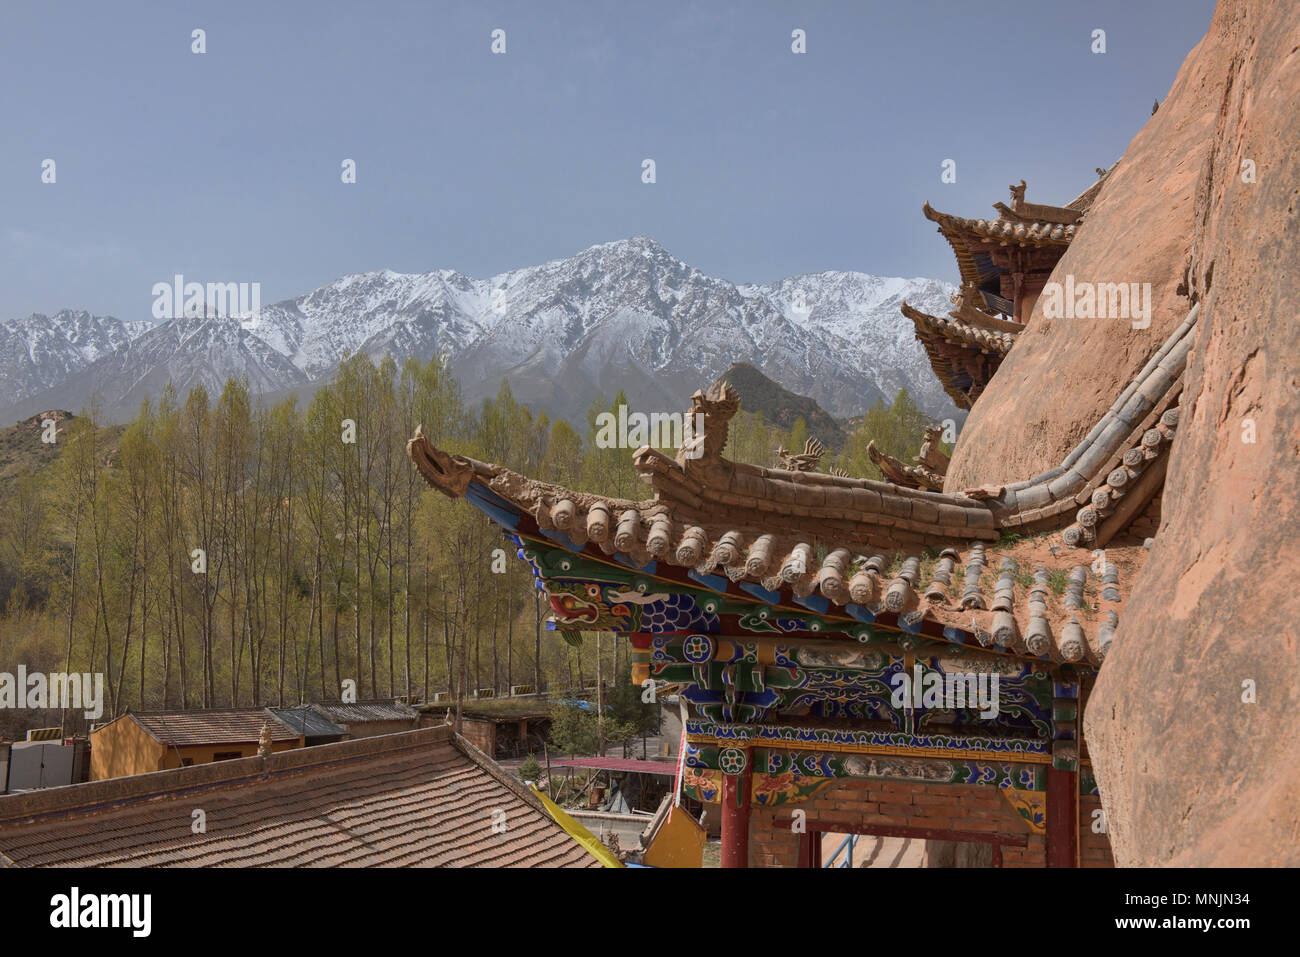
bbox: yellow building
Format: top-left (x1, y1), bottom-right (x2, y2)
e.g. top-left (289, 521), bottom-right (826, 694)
top-left (90, 709), bottom-right (303, 781)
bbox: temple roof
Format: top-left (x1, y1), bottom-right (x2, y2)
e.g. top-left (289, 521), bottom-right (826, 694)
top-left (915, 177), bottom-right (1106, 405)
top-left (903, 301), bottom-right (1017, 354)
top-left (923, 202), bottom-right (1078, 247)
top-left (407, 307), bottom-right (1196, 669)
top-left (408, 440), bottom-right (1139, 666)
top-left (900, 299), bottom-right (1012, 410)
top-left (922, 179), bottom-right (1087, 293)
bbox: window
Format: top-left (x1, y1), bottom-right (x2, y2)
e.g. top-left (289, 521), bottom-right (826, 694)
top-left (211, 751), bottom-right (243, 762)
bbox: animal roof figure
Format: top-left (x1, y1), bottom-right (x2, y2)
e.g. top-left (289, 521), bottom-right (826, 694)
top-left (774, 437), bottom-right (825, 472)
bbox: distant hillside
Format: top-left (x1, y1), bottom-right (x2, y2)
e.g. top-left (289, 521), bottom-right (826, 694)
top-left (0, 410), bottom-right (129, 486)
top-left (0, 411), bottom-right (74, 482)
top-left (713, 362), bottom-right (847, 448)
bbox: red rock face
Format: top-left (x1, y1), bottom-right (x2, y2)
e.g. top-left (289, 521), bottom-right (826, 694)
top-left (1080, 0), bottom-right (1300, 865)
top-left (944, 21), bottom-right (1223, 491)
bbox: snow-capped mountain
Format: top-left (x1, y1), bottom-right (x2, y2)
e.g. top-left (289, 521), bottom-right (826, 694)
top-left (241, 268), bottom-right (493, 380)
top-left (13, 318), bottom-right (310, 421)
top-left (744, 272), bottom-right (959, 415)
top-left (0, 310), bottom-right (151, 403)
top-left (0, 239), bottom-right (960, 425)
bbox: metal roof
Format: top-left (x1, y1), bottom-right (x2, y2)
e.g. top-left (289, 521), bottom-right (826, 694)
top-left (551, 757), bottom-right (679, 776)
top-left (269, 707), bottom-right (348, 739)
top-left (311, 700), bottom-right (419, 724)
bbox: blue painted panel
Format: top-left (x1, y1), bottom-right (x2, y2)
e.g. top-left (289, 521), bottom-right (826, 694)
top-left (793, 593), bottom-right (830, 615)
top-left (739, 582), bottom-right (782, 604)
top-left (465, 483), bottom-right (523, 530)
top-left (845, 604), bottom-right (877, 623)
top-left (687, 569), bottom-right (729, 592)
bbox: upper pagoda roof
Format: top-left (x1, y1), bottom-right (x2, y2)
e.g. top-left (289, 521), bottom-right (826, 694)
top-left (1064, 162), bottom-right (1117, 213)
top-left (902, 300), bottom-right (1017, 355)
top-left (922, 202), bottom-right (1078, 247)
top-left (922, 179), bottom-right (1090, 292)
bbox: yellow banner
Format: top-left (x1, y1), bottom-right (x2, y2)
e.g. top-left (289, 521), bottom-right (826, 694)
top-left (529, 785), bottom-right (625, 869)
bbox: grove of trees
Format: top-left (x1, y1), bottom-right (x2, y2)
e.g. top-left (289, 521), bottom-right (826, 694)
top-left (0, 352), bottom-right (939, 739)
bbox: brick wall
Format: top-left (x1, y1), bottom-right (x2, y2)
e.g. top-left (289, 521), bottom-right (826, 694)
top-left (459, 717), bottom-right (495, 756)
top-left (1079, 792), bottom-right (1115, 867)
top-left (1114, 491), bottom-right (1162, 545)
top-left (750, 778), bottom-right (1050, 868)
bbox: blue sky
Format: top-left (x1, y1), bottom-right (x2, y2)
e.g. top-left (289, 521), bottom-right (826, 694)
top-left (1, 0), bottom-right (1218, 322)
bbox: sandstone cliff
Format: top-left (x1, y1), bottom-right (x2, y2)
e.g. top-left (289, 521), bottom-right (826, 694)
top-left (952, 0), bottom-right (1299, 865)
top-left (1085, 0), bottom-right (1300, 866)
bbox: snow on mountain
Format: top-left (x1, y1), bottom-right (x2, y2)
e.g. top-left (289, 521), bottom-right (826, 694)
top-left (240, 268), bottom-right (493, 379)
top-left (0, 310), bottom-right (152, 404)
top-left (5, 317), bottom-right (307, 423)
top-left (1, 239), bottom-right (961, 426)
top-left (745, 272), bottom-right (959, 416)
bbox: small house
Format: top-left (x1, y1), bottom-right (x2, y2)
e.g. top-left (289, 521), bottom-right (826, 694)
top-left (89, 709), bottom-right (302, 781)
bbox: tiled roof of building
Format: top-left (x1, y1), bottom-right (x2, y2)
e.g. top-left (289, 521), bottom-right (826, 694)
top-left (903, 301), bottom-right (1017, 354)
top-left (312, 700), bottom-right (419, 724)
top-left (923, 202), bottom-right (1078, 246)
top-left (1065, 163), bottom-right (1116, 212)
top-left (0, 726), bottom-right (600, 868)
top-left (125, 708), bottom-right (301, 747)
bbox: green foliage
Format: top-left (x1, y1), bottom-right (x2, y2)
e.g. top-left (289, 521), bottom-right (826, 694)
top-left (608, 668), bottom-right (657, 738)
top-left (786, 417), bottom-right (809, 458)
top-left (836, 388), bottom-right (941, 480)
top-left (548, 702), bottom-right (599, 758)
top-left (518, 754), bottom-right (542, 783)
top-left (0, 352), bottom-right (634, 733)
top-left (722, 409), bottom-right (781, 468)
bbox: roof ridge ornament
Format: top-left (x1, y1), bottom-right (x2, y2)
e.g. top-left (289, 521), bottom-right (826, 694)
top-left (993, 179), bottom-right (1082, 226)
top-left (407, 425), bottom-right (475, 497)
top-left (774, 437), bottom-right (826, 472)
top-left (679, 380), bottom-right (740, 467)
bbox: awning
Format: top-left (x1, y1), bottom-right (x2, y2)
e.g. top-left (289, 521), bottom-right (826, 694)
top-left (551, 757), bottom-right (679, 775)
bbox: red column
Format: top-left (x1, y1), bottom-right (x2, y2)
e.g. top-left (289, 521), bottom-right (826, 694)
top-left (1045, 767), bottom-right (1078, 867)
top-left (720, 757), bottom-right (752, 868)
top-left (797, 829), bottom-right (822, 868)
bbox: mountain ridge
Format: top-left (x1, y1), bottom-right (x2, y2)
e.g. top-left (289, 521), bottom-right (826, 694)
top-left (712, 362), bottom-right (848, 448)
top-left (0, 238), bottom-right (959, 426)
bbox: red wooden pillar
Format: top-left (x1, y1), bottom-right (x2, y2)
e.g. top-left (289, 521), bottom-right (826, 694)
top-left (1045, 766), bottom-right (1078, 867)
top-left (720, 753), bottom-right (752, 868)
top-left (797, 828), bottom-right (822, 868)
